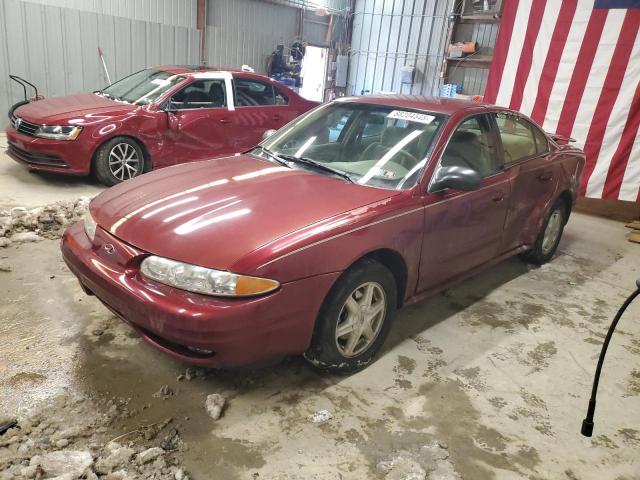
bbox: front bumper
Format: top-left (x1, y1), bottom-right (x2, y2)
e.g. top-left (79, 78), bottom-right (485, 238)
top-left (61, 222), bottom-right (339, 367)
top-left (6, 127), bottom-right (92, 175)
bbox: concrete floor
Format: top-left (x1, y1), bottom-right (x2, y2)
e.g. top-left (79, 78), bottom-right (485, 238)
top-left (0, 134), bottom-right (104, 209)
top-left (1, 211), bottom-right (639, 479)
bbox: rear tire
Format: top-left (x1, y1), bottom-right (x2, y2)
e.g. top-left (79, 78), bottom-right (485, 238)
top-left (304, 258), bottom-right (397, 374)
top-left (520, 198), bottom-right (567, 265)
top-left (94, 137), bottom-right (145, 186)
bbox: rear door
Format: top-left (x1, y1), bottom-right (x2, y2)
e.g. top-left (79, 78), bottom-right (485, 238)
top-left (417, 113), bottom-right (512, 292)
top-left (492, 112), bottom-right (557, 251)
top-left (163, 77), bottom-right (236, 162)
top-left (231, 76), bottom-right (296, 150)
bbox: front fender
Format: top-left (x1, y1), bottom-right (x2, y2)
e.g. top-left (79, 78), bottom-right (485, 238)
top-left (230, 195), bottom-right (424, 301)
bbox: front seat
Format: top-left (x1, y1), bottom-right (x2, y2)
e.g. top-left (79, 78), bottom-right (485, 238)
top-left (441, 130), bottom-right (491, 176)
top-left (209, 83), bottom-right (225, 107)
top-left (359, 126), bottom-right (418, 169)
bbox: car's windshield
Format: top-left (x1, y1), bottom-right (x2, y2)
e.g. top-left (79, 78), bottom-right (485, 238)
top-left (261, 102), bottom-right (444, 190)
top-left (100, 69), bottom-right (185, 105)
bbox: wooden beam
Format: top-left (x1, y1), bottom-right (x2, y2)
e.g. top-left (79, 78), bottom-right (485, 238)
top-left (574, 197), bottom-right (640, 223)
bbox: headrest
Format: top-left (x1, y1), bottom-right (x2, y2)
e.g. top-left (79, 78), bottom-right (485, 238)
top-left (450, 130), bottom-right (478, 143)
top-left (381, 126), bottom-right (408, 147)
top-left (209, 83), bottom-right (224, 102)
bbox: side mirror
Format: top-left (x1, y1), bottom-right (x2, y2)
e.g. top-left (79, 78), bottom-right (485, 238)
top-left (165, 104), bottom-right (180, 131)
top-left (430, 165), bottom-right (482, 192)
top-left (262, 129), bottom-right (277, 140)
top-left (164, 100), bottom-right (178, 113)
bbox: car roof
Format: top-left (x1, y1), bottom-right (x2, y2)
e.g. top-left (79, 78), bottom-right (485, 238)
top-left (337, 95), bottom-right (492, 116)
top-left (153, 65), bottom-right (256, 76)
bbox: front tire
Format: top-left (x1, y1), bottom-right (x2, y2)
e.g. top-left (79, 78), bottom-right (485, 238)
top-left (521, 198), bottom-right (567, 265)
top-left (94, 137), bottom-right (145, 186)
top-left (304, 258), bottom-right (397, 373)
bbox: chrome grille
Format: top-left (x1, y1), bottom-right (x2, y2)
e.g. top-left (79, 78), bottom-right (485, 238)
top-left (12, 116), bottom-right (40, 137)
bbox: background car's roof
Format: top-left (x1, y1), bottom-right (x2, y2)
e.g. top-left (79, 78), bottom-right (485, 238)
top-left (338, 95), bottom-right (492, 116)
top-left (153, 65), bottom-right (258, 76)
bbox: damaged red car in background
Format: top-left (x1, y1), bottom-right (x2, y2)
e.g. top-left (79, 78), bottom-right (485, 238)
top-left (61, 96), bottom-right (584, 372)
top-left (6, 66), bottom-right (317, 185)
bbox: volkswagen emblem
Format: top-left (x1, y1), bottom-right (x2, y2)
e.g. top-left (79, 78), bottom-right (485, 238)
top-left (14, 117), bottom-right (22, 129)
top-left (103, 244), bottom-right (116, 255)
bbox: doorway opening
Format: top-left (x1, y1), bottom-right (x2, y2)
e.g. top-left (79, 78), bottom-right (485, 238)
top-left (299, 45), bottom-right (328, 102)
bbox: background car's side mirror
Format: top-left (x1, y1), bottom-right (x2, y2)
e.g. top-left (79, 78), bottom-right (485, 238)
top-left (164, 102), bottom-right (180, 131)
top-left (430, 165), bottom-right (482, 192)
top-left (164, 100), bottom-right (178, 114)
top-left (262, 129), bottom-right (277, 140)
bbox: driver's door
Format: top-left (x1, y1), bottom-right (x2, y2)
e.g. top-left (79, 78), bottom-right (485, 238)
top-left (163, 79), bottom-right (235, 163)
top-left (417, 113), bottom-right (512, 293)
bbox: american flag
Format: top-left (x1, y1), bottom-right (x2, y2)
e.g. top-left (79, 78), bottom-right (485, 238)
top-left (483, 0), bottom-right (640, 202)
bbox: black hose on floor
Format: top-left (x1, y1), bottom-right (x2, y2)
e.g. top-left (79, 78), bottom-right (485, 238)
top-left (581, 278), bottom-right (640, 437)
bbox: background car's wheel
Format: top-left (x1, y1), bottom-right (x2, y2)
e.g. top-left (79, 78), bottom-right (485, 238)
top-left (94, 137), bottom-right (145, 186)
top-left (304, 258), bottom-right (397, 373)
top-left (520, 198), bottom-right (567, 265)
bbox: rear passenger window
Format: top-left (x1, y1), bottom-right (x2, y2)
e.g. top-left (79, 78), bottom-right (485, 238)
top-left (234, 78), bottom-right (286, 106)
top-left (274, 89), bottom-right (288, 106)
top-left (495, 112), bottom-right (540, 164)
top-left (532, 125), bottom-right (549, 154)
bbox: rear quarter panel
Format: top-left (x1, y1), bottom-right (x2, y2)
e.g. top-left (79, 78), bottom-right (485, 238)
top-left (505, 144), bottom-right (585, 249)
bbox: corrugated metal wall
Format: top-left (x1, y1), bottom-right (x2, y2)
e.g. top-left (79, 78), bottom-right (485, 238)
top-left (205, 0), bottom-right (298, 72)
top-left (205, 0), bottom-right (349, 72)
top-left (16, 0), bottom-right (198, 28)
top-left (0, 0), bottom-right (199, 128)
top-left (348, 0), bottom-right (454, 96)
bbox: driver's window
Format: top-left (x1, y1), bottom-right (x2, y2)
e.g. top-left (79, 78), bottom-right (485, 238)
top-left (170, 80), bottom-right (227, 110)
top-left (441, 114), bottom-right (500, 178)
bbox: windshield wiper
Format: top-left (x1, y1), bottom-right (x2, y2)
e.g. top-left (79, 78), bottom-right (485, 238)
top-left (97, 91), bottom-right (119, 101)
top-left (276, 154), bottom-right (354, 183)
top-left (256, 146), bottom-right (290, 168)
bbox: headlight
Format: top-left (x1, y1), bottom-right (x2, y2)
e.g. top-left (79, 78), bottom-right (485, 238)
top-left (140, 255), bottom-right (280, 297)
top-left (34, 125), bottom-right (83, 140)
top-left (83, 211), bottom-right (97, 241)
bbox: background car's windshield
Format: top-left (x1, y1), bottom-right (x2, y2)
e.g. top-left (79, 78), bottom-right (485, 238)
top-left (101, 69), bottom-right (185, 105)
top-left (262, 103), bottom-right (444, 190)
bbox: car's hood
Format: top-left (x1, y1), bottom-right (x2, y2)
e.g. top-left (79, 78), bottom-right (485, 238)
top-left (14, 93), bottom-right (137, 125)
top-left (91, 154), bottom-right (399, 271)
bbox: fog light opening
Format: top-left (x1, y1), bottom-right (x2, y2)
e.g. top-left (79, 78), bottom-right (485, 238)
top-left (186, 346), bottom-right (214, 355)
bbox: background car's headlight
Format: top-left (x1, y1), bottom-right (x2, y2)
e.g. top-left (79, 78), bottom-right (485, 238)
top-left (83, 211), bottom-right (97, 241)
top-left (34, 125), bottom-right (83, 140)
top-left (140, 256), bottom-right (280, 297)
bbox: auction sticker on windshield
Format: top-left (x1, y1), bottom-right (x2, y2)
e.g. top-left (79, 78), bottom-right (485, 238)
top-left (387, 110), bottom-right (435, 125)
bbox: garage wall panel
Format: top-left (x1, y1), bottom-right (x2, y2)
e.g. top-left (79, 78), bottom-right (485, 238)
top-left (206, 0), bottom-right (298, 73)
top-left (347, 0), bottom-right (453, 97)
top-left (22, 0), bottom-right (198, 28)
top-left (0, 0), bottom-right (199, 128)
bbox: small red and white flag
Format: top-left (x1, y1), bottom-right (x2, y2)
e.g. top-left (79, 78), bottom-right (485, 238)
top-left (484, 0), bottom-right (640, 202)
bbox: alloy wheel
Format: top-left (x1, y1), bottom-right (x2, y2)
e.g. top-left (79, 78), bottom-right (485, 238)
top-left (335, 282), bottom-right (386, 357)
top-left (542, 209), bottom-right (562, 255)
top-left (108, 143), bottom-right (141, 181)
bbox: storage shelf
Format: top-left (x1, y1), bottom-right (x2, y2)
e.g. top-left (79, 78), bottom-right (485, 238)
top-left (459, 14), bottom-right (501, 24)
top-left (446, 55), bottom-right (493, 69)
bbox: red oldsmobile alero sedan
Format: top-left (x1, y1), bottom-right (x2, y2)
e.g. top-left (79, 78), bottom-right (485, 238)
top-left (61, 96), bottom-right (585, 372)
top-left (6, 66), bottom-right (316, 185)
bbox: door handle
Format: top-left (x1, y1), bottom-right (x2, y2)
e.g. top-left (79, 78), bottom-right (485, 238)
top-left (219, 118), bottom-right (231, 124)
top-left (538, 172), bottom-right (553, 182)
top-left (272, 114), bottom-right (281, 121)
top-left (492, 194), bottom-right (505, 203)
